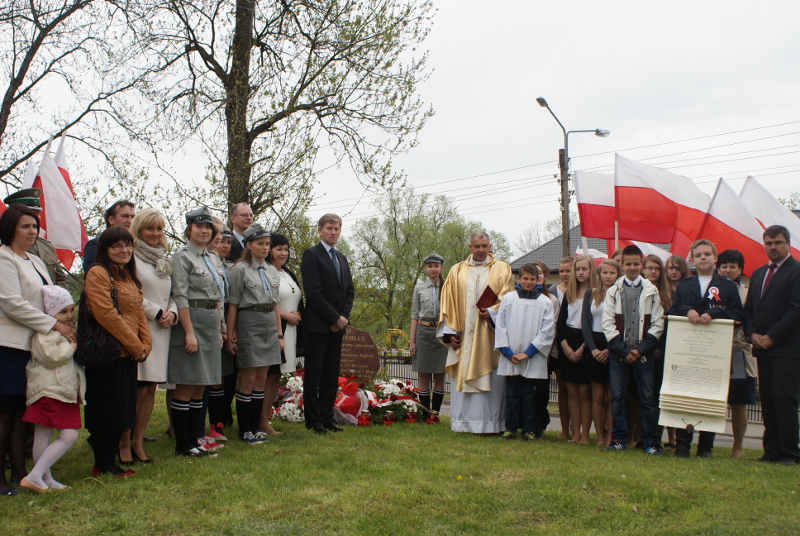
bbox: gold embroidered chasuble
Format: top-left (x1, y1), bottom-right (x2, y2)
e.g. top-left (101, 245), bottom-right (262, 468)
top-left (440, 254), bottom-right (515, 392)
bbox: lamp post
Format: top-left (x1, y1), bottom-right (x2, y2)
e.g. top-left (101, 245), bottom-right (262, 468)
top-left (536, 97), bottom-right (610, 257)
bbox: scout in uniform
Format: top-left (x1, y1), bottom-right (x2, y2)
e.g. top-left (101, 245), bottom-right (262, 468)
top-left (168, 206), bottom-right (224, 458)
top-left (225, 224), bottom-right (283, 443)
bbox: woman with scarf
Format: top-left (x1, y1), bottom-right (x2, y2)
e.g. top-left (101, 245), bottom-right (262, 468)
top-left (118, 209), bottom-right (177, 465)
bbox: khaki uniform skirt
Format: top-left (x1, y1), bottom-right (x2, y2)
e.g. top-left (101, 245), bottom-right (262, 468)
top-left (235, 309), bottom-right (281, 368)
top-left (168, 307), bottom-right (221, 385)
top-left (412, 323), bottom-right (447, 374)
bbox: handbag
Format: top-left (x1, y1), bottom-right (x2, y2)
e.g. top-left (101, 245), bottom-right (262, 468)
top-left (74, 264), bottom-right (122, 367)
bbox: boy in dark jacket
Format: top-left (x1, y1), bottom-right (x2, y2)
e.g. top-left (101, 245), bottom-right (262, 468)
top-left (667, 239), bottom-right (743, 458)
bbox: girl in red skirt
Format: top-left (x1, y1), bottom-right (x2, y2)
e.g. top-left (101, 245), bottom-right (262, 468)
top-left (20, 286), bottom-right (85, 493)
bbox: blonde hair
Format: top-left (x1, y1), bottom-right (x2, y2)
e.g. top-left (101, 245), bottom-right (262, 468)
top-left (566, 254), bottom-right (597, 304)
top-left (130, 208), bottom-right (169, 251)
top-left (593, 259), bottom-right (620, 306)
top-left (317, 213), bottom-right (342, 228)
top-left (690, 239), bottom-right (717, 259)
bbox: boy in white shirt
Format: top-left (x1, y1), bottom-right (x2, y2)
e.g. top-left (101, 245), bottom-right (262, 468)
top-left (495, 263), bottom-right (555, 441)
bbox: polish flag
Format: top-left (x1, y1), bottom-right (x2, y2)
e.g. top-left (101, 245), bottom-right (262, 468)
top-left (695, 180), bottom-right (767, 276)
top-left (32, 153), bottom-right (83, 264)
top-left (614, 155), bottom-right (710, 247)
top-left (606, 239), bottom-right (671, 262)
top-left (54, 138), bottom-right (88, 268)
top-left (739, 176), bottom-right (800, 260)
top-left (574, 171), bottom-right (615, 239)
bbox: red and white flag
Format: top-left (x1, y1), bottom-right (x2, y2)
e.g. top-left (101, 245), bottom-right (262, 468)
top-left (31, 153), bottom-right (83, 269)
top-left (22, 138), bottom-right (86, 270)
top-left (695, 180), bottom-right (766, 276)
top-left (54, 137), bottom-right (88, 268)
top-left (739, 176), bottom-right (800, 260)
top-left (605, 238), bottom-right (671, 262)
top-left (614, 154), bottom-right (710, 254)
top-left (574, 171), bottom-right (615, 239)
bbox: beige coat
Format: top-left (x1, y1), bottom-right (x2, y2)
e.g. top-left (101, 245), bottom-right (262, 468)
top-left (0, 245), bottom-right (56, 350)
top-left (135, 253), bottom-right (178, 382)
top-left (26, 330), bottom-right (86, 406)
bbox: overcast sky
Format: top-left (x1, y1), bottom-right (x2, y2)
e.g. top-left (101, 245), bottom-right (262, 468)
top-left (309, 1), bottom-right (800, 255)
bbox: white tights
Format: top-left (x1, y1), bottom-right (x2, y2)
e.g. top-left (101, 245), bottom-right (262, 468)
top-left (26, 424), bottom-right (78, 490)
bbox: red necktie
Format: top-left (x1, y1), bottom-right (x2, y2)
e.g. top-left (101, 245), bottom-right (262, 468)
top-left (761, 263), bottom-right (778, 296)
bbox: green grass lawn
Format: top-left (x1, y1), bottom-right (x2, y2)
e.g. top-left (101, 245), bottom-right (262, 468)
top-left (2, 391), bottom-right (798, 536)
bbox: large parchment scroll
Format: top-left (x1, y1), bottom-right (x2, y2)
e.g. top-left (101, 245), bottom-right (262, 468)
top-left (659, 316), bottom-right (734, 433)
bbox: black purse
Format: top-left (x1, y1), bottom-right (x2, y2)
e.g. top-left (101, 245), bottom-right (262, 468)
top-left (74, 265), bottom-right (122, 367)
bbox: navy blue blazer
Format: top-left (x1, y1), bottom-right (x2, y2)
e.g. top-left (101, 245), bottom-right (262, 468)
top-left (667, 273), bottom-right (743, 322)
top-left (300, 242), bottom-right (355, 334)
top-left (744, 256), bottom-right (800, 359)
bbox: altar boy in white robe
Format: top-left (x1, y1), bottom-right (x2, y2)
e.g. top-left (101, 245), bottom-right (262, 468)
top-left (495, 263), bottom-right (555, 441)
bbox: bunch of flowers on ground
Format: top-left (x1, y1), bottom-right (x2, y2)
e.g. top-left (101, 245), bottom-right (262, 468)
top-left (273, 370), bottom-right (427, 425)
top-left (275, 370), bottom-right (305, 422)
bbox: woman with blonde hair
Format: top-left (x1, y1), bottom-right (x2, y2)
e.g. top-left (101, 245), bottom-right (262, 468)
top-left (581, 259), bottom-right (619, 446)
top-left (556, 254), bottom-right (597, 444)
top-left (118, 208), bottom-right (176, 465)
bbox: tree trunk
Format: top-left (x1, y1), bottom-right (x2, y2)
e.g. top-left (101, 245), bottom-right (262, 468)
top-left (225, 0), bottom-right (256, 210)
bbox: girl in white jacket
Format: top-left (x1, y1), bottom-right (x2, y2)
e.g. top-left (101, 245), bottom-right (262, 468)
top-left (20, 286), bottom-right (85, 493)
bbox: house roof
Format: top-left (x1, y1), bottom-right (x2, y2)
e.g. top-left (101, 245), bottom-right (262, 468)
top-left (509, 225), bottom-right (607, 272)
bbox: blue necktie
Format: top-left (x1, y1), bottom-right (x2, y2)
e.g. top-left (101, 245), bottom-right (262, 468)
top-left (330, 248), bottom-right (342, 282)
top-left (432, 283), bottom-right (438, 318)
top-left (202, 253), bottom-right (224, 299)
top-left (258, 266), bottom-right (275, 303)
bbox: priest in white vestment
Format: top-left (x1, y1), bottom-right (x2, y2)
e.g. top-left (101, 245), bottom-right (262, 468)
top-left (438, 232), bottom-right (515, 433)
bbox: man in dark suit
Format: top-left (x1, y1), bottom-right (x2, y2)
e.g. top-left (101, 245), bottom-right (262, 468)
top-left (83, 199), bottom-right (135, 267)
top-left (226, 202), bottom-right (253, 262)
top-left (744, 225), bottom-right (800, 465)
top-left (300, 214), bottom-right (355, 434)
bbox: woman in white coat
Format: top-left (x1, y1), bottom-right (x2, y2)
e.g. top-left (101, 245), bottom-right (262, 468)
top-left (119, 209), bottom-right (177, 464)
top-left (0, 204), bottom-right (75, 495)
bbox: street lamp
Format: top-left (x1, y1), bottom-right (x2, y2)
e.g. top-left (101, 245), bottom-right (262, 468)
top-left (537, 97), bottom-right (610, 257)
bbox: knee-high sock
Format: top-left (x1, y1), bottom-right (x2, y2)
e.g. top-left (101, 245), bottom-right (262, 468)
top-left (189, 399), bottom-right (205, 446)
top-left (432, 390), bottom-right (446, 413)
top-left (170, 399), bottom-right (191, 453)
top-left (208, 387), bottom-right (226, 428)
top-left (250, 391), bottom-right (265, 433)
top-left (235, 391), bottom-right (252, 437)
top-left (26, 425), bottom-right (77, 488)
top-left (418, 390), bottom-right (431, 411)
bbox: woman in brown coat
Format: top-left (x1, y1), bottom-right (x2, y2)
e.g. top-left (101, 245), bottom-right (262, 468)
top-left (83, 227), bottom-right (152, 476)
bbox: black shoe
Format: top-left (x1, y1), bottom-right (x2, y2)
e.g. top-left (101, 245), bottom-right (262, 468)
top-left (118, 450), bottom-right (136, 466)
top-left (133, 452), bottom-right (153, 464)
top-left (751, 455), bottom-right (776, 462)
top-left (675, 446), bottom-right (690, 458)
top-left (308, 425), bottom-right (328, 435)
top-left (772, 457), bottom-right (799, 466)
top-left (323, 422), bottom-right (344, 432)
top-left (696, 450), bottom-right (712, 459)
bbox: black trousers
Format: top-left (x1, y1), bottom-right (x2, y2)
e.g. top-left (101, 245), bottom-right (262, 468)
top-left (757, 356), bottom-right (800, 461)
top-left (304, 331), bottom-right (344, 428)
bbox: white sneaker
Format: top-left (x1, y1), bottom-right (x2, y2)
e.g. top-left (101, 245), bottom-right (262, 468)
top-left (253, 431), bottom-right (270, 442)
top-left (241, 431), bottom-right (266, 445)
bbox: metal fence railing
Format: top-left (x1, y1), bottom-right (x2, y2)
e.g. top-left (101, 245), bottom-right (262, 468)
top-left (377, 357), bottom-right (765, 424)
